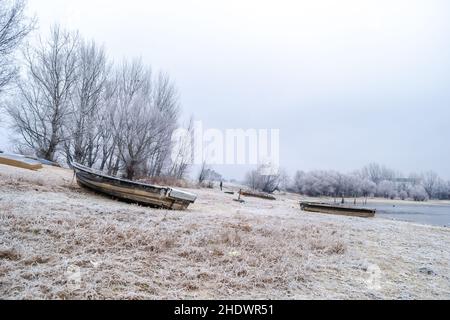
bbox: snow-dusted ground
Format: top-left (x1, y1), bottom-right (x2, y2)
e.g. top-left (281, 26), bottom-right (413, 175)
top-left (0, 164), bottom-right (449, 300)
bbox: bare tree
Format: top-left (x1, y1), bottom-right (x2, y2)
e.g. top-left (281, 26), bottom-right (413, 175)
top-left (144, 72), bottom-right (180, 177)
top-left (409, 185), bottom-right (429, 202)
top-left (360, 178), bottom-right (376, 204)
top-left (376, 180), bottom-right (397, 199)
top-left (361, 163), bottom-right (382, 184)
top-left (102, 59), bottom-right (182, 180)
top-left (111, 59), bottom-right (158, 180)
top-left (422, 171), bottom-right (439, 199)
top-left (399, 190), bottom-right (408, 201)
top-left (197, 160), bottom-right (210, 184)
top-left (64, 38), bottom-right (109, 166)
top-left (168, 116), bottom-right (193, 179)
top-left (0, 0), bottom-right (33, 93)
top-left (98, 77), bottom-right (119, 171)
top-left (292, 171), bottom-right (305, 193)
top-left (245, 165), bottom-right (285, 194)
top-left (6, 25), bottom-right (79, 161)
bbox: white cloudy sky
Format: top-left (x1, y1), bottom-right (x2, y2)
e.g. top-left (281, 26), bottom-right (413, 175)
top-left (1, 0), bottom-right (450, 179)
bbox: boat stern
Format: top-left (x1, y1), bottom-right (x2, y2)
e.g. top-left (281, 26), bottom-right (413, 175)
top-left (167, 188), bottom-right (197, 203)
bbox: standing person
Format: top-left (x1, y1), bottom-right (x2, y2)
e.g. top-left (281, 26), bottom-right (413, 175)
top-left (220, 181), bottom-right (223, 191)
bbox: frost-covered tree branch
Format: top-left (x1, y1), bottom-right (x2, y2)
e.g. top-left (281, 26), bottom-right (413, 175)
top-left (7, 25), bottom-right (78, 161)
top-left (0, 0), bottom-right (34, 93)
top-left (64, 39), bottom-right (109, 166)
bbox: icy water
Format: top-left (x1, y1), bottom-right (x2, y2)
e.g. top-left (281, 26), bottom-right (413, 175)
top-left (369, 203), bottom-right (450, 227)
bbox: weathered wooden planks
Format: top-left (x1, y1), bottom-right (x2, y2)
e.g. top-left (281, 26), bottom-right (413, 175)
top-left (300, 202), bottom-right (376, 218)
top-left (0, 154), bottom-right (43, 171)
top-left (239, 189), bottom-right (276, 201)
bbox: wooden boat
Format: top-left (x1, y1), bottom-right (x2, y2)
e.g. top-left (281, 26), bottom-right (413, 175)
top-left (71, 162), bottom-right (197, 210)
top-left (0, 153), bottom-right (43, 171)
top-left (239, 189), bottom-right (276, 201)
top-left (25, 156), bottom-right (61, 167)
top-left (300, 202), bottom-right (376, 218)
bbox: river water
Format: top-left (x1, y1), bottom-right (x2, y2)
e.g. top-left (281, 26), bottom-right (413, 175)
top-left (368, 202), bottom-right (450, 227)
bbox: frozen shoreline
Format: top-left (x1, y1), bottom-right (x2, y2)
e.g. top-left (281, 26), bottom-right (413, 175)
top-left (297, 196), bottom-right (450, 227)
top-left (1, 164), bottom-right (449, 299)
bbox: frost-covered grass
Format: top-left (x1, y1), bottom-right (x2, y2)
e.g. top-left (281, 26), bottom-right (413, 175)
top-left (1, 164), bottom-right (449, 300)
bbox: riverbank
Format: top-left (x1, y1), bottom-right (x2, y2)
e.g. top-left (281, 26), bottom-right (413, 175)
top-left (1, 164), bottom-right (449, 299)
top-left (296, 195), bottom-right (450, 227)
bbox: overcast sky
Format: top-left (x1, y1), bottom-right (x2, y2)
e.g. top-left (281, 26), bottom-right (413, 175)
top-left (1, 0), bottom-right (450, 179)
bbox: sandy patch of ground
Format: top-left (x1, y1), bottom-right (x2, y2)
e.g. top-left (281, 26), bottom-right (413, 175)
top-left (0, 164), bottom-right (449, 299)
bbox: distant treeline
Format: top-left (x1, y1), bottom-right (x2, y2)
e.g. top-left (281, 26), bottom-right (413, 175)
top-left (246, 163), bottom-right (449, 202)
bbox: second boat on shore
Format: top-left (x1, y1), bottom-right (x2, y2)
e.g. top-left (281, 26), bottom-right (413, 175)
top-left (300, 201), bottom-right (376, 218)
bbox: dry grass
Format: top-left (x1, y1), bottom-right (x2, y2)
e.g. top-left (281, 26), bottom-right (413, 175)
top-left (1, 164), bottom-right (450, 300)
top-left (0, 248), bottom-right (22, 261)
top-left (0, 204), bottom-right (346, 299)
